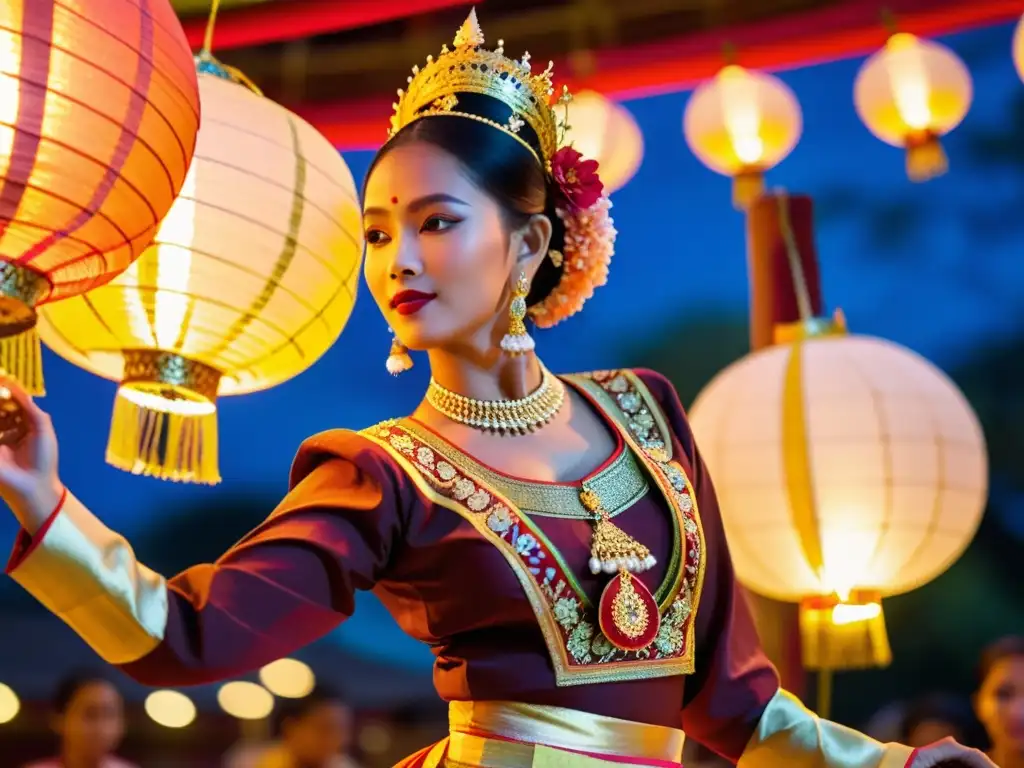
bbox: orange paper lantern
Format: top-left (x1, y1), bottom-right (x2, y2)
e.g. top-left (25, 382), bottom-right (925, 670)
top-left (854, 33), bottom-right (972, 182)
top-left (0, 0), bottom-right (200, 394)
top-left (683, 65), bottom-right (802, 210)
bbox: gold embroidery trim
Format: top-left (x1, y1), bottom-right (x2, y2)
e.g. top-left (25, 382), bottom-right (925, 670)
top-left (404, 423), bottom-right (648, 520)
top-left (361, 369), bottom-right (705, 686)
top-left (400, 418), bottom-right (676, 607)
top-left (364, 422), bottom-right (697, 685)
top-left (565, 370), bottom-right (708, 673)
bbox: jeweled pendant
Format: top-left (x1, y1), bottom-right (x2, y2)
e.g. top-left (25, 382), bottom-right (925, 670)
top-left (598, 570), bottom-right (660, 651)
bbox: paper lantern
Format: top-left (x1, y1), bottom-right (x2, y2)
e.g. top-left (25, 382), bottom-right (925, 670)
top-left (144, 690), bottom-right (196, 729)
top-left (854, 33), bottom-right (972, 182)
top-left (683, 65), bottom-right (802, 210)
top-left (217, 681), bottom-right (274, 720)
top-left (0, 683), bottom-right (19, 724)
top-left (0, 0), bottom-right (200, 394)
top-left (689, 328), bottom-right (987, 668)
top-left (1013, 15), bottom-right (1024, 83)
top-left (561, 90), bottom-right (644, 193)
top-left (259, 658), bottom-right (316, 698)
top-left (38, 57), bottom-right (363, 484)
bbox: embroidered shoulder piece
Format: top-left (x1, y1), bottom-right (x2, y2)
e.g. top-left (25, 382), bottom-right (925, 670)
top-left (360, 370), bottom-right (705, 686)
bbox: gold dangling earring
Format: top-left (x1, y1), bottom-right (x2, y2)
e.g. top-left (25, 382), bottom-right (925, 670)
top-left (385, 328), bottom-right (413, 376)
top-left (500, 271), bottom-right (535, 356)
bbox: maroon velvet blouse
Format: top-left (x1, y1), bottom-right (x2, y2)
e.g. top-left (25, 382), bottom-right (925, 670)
top-left (30, 369), bottom-right (779, 762)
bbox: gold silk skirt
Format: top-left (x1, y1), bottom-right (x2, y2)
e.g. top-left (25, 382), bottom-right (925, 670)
top-left (410, 701), bottom-right (686, 768)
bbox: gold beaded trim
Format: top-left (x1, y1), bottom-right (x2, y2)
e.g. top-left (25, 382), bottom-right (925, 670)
top-left (426, 365), bottom-right (565, 434)
top-left (390, 10), bottom-right (565, 165)
top-left (401, 109), bottom-right (544, 168)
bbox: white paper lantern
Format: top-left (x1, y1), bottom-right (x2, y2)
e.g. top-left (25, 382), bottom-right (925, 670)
top-left (562, 90), bottom-right (644, 193)
top-left (38, 60), bottom-right (363, 484)
top-left (854, 33), bottom-right (972, 181)
top-left (683, 65), bottom-right (802, 209)
top-left (689, 333), bottom-right (987, 603)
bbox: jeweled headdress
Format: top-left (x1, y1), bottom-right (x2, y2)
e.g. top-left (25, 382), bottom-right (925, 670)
top-left (388, 9), bottom-right (617, 328)
top-left (390, 9), bottom-right (566, 168)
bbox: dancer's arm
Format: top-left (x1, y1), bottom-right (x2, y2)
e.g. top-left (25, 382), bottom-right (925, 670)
top-left (1, 382), bottom-right (407, 687)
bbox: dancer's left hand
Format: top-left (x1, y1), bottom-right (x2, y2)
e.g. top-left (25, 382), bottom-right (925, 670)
top-left (910, 737), bottom-right (997, 767)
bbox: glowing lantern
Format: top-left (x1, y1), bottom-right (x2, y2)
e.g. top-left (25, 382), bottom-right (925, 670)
top-left (259, 658), bottom-right (316, 699)
top-left (0, 0), bottom-right (200, 393)
top-left (217, 681), bottom-right (274, 720)
top-left (0, 683), bottom-right (18, 724)
top-left (38, 56), bottom-right (363, 484)
top-left (683, 65), bottom-right (802, 210)
top-left (1013, 15), bottom-right (1024, 83)
top-left (854, 33), bottom-right (972, 182)
top-left (688, 326), bottom-right (987, 670)
top-left (145, 690), bottom-right (196, 728)
top-left (561, 90), bottom-right (644, 193)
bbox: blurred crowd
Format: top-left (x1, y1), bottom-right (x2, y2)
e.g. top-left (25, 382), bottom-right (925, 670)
top-left (18, 677), bottom-right (362, 768)
top-left (13, 635), bottom-right (1024, 768)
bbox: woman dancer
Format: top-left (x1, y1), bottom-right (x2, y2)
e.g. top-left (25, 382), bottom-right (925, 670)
top-left (0, 11), bottom-right (994, 768)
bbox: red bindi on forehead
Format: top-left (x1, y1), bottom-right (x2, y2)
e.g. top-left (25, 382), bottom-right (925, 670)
top-left (391, 196), bottom-right (399, 204)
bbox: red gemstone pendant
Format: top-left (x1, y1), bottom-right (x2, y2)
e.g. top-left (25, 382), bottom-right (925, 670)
top-left (598, 570), bottom-right (661, 651)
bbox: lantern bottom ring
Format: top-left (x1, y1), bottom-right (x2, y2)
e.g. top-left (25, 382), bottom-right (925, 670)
top-left (121, 349), bottom-right (221, 404)
top-left (0, 387), bottom-right (29, 446)
top-left (732, 168), bottom-right (766, 211)
top-left (108, 350), bottom-right (223, 485)
top-left (0, 264), bottom-right (49, 396)
top-left (0, 296), bottom-right (38, 338)
top-left (904, 130), bottom-right (947, 182)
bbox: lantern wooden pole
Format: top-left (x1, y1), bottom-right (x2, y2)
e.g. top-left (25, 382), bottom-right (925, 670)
top-left (745, 193), bottom-right (824, 347)
top-left (743, 192), bottom-right (826, 702)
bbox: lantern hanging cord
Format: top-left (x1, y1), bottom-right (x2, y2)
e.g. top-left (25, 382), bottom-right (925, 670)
top-left (775, 192), bottom-right (814, 322)
top-left (880, 7), bottom-right (899, 35)
top-left (817, 667), bottom-right (833, 720)
top-left (202, 0), bottom-right (222, 55)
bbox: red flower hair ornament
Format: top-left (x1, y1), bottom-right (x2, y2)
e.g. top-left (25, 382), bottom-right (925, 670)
top-left (529, 146), bottom-right (617, 329)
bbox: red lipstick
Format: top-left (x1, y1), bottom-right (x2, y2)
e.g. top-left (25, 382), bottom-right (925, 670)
top-left (390, 289), bottom-right (437, 316)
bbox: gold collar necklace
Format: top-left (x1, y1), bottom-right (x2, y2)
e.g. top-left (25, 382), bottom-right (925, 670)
top-left (426, 366), bottom-right (565, 434)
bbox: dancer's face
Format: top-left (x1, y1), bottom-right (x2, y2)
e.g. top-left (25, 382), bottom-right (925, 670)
top-left (363, 141), bottom-right (550, 352)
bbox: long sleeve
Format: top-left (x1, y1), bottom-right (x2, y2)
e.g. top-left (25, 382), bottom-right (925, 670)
top-left (5, 430), bottom-right (409, 687)
top-left (636, 369), bottom-right (914, 768)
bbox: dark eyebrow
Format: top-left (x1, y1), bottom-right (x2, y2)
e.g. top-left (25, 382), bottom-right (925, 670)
top-left (363, 193), bottom-right (469, 218)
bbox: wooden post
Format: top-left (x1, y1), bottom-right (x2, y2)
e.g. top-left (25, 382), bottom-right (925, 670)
top-left (746, 193), bottom-right (824, 348)
top-left (741, 192), bottom-right (827, 702)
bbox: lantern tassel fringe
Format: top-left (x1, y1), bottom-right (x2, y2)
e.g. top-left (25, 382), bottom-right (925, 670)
top-left (106, 390), bottom-right (221, 485)
top-left (733, 170), bottom-right (765, 211)
top-left (0, 325), bottom-right (45, 396)
top-left (906, 136), bottom-right (948, 182)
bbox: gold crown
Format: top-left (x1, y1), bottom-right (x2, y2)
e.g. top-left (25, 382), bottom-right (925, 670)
top-left (389, 9), bottom-right (569, 166)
